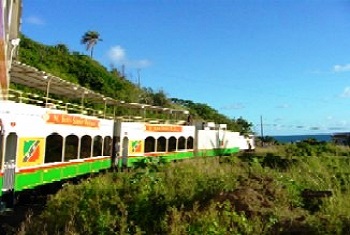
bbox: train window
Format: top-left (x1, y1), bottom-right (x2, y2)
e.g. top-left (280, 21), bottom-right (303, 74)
top-left (4, 133), bottom-right (17, 163)
top-left (45, 133), bottom-right (63, 163)
top-left (80, 135), bottom-right (92, 158)
top-left (93, 136), bottom-right (103, 157)
top-left (187, 137), bottom-right (194, 149)
top-left (178, 136), bottom-right (186, 150)
top-left (157, 137), bottom-right (166, 152)
top-left (168, 136), bottom-right (177, 152)
top-left (145, 136), bottom-right (155, 153)
top-left (64, 135), bottom-right (78, 161)
top-left (103, 136), bottom-right (112, 156)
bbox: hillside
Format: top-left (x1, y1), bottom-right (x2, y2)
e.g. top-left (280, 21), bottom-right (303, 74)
top-left (16, 34), bottom-right (252, 134)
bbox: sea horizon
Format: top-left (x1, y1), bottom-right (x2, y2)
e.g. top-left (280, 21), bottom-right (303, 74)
top-left (271, 134), bottom-right (333, 143)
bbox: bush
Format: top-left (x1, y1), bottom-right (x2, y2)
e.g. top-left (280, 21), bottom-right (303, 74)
top-left (17, 150), bottom-right (350, 234)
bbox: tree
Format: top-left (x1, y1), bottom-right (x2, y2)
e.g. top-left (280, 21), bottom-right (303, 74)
top-left (81, 31), bottom-right (102, 58)
top-left (153, 89), bottom-right (170, 107)
top-left (55, 43), bottom-right (69, 55)
top-left (235, 117), bottom-right (253, 135)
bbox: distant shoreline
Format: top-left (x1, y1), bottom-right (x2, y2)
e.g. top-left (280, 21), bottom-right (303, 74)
top-left (272, 134), bottom-right (332, 143)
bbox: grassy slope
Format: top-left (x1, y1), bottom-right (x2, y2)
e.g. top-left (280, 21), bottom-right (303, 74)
top-left (17, 143), bottom-right (350, 235)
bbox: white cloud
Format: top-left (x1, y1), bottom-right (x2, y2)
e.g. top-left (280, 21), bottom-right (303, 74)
top-left (327, 119), bottom-right (348, 131)
top-left (107, 45), bottom-right (151, 68)
top-left (333, 64), bottom-right (350, 72)
top-left (326, 120), bottom-right (348, 131)
top-left (25, 16), bottom-right (45, 25)
top-left (108, 46), bottom-right (126, 63)
top-left (328, 127), bottom-right (345, 131)
top-left (340, 87), bottom-right (350, 98)
top-left (338, 120), bottom-right (348, 126)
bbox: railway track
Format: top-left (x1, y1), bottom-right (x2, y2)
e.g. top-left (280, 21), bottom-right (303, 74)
top-left (0, 170), bottom-right (109, 234)
top-left (0, 192), bottom-right (48, 234)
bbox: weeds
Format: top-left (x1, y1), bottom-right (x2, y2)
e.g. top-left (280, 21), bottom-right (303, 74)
top-left (17, 143), bottom-right (350, 234)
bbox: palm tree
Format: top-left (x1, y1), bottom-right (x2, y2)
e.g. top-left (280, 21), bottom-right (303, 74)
top-left (81, 31), bottom-right (102, 58)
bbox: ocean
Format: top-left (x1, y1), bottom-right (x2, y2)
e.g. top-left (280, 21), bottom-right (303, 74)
top-left (272, 134), bottom-right (332, 143)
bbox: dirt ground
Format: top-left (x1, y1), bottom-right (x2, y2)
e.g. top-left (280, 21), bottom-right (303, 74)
top-left (213, 174), bottom-right (311, 234)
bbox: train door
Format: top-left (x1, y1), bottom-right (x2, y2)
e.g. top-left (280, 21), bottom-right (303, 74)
top-left (122, 137), bottom-right (129, 167)
top-left (3, 133), bottom-right (17, 192)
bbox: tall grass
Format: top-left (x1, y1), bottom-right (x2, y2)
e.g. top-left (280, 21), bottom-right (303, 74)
top-left (17, 143), bottom-right (350, 234)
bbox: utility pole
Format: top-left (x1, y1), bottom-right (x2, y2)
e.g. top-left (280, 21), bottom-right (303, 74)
top-left (137, 68), bottom-right (141, 88)
top-left (260, 115), bottom-right (264, 147)
top-left (121, 64), bottom-right (125, 78)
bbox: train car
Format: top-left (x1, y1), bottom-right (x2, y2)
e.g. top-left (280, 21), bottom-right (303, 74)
top-left (115, 121), bottom-right (196, 167)
top-left (0, 68), bottom-right (255, 207)
top-left (114, 120), bottom-right (253, 168)
top-left (1, 0), bottom-right (22, 201)
top-left (0, 87), bottom-right (252, 193)
top-left (197, 122), bottom-right (240, 156)
top-left (0, 100), bottom-right (114, 196)
top-left (0, 92), bottom-right (254, 206)
top-left (0, 0), bottom-right (256, 209)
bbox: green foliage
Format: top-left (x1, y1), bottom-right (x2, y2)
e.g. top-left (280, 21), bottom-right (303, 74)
top-left (171, 98), bottom-right (253, 134)
top-left (19, 144), bottom-right (350, 234)
top-left (81, 30), bottom-right (102, 58)
top-left (139, 87), bottom-right (172, 107)
top-left (15, 138), bottom-right (350, 235)
top-left (18, 35), bottom-right (139, 103)
top-left (17, 34), bottom-right (253, 132)
top-left (284, 140), bottom-right (350, 157)
top-left (255, 136), bottom-right (278, 147)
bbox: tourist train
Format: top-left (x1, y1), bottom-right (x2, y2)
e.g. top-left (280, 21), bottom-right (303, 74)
top-left (0, 0), bottom-right (254, 205)
top-left (0, 66), bottom-right (254, 201)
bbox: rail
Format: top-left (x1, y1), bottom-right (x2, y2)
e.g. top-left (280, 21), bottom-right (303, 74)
top-left (4, 88), bottom-right (189, 124)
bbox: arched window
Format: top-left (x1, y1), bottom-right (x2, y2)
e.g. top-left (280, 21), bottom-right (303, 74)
top-left (64, 135), bottom-right (78, 161)
top-left (45, 133), bottom-right (63, 163)
top-left (93, 135), bottom-right (103, 157)
top-left (103, 136), bottom-right (112, 156)
top-left (80, 135), bottom-right (92, 158)
top-left (4, 133), bottom-right (17, 163)
top-left (187, 136), bottom-right (194, 149)
top-left (168, 136), bottom-right (177, 152)
top-left (157, 137), bottom-right (166, 152)
top-left (178, 136), bottom-right (186, 150)
top-left (145, 136), bottom-right (155, 153)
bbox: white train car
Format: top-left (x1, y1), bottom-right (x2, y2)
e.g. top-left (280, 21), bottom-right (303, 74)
top-left (0, 100), bottom-right (113, 194)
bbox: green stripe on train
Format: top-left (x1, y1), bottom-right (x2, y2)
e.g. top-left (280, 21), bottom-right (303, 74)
top-left (196, 147), bottom-right (240, 157)
top-left (121, 148), bottom-right (239, 167)
top-left (16, 170), bottom-right (42, 190)
top-left (161, 151), bottom-right (195, 162)
top-left (14, 158), bottom-right (111, 192)
top-left (124, 151), bottom-right (195, 167)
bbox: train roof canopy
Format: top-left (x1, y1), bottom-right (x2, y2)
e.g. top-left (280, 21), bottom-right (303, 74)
top-left (9, 61), bottom-right (188, 113)
top-left (10, 60), bottom-right (113, 103)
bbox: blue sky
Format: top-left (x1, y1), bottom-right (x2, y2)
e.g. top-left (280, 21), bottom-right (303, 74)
top-left (21, 0), bottom-right (350, 136)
